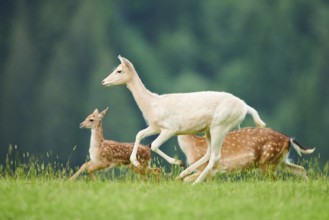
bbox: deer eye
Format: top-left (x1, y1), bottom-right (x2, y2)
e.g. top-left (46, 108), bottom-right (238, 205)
top-left (89, 119), bottom-right (94, 122)
top-left (117, 70), bottom-right (122, 74)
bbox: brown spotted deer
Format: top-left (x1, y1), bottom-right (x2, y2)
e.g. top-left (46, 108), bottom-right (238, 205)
top-left (102, 56), bottom-right (266, 184)
top-left (69, 107), bottom-right (160, 181)
top-left (178, 127), bottom-right (315, 182)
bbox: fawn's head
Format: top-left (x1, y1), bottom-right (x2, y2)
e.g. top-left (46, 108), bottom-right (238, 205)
top-left (102, 55), bottom-right (135, 86)
top-left (80, 107), bottom-right (109, 129)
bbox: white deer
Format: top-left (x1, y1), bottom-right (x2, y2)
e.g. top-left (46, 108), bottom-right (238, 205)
top-left (102, 56), bottom-right (266, 184)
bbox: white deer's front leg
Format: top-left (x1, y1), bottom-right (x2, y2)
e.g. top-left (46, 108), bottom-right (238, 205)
top-left (176, 131), bottom-right (211, 180)
top-left (176, 144), bottom-right (211, 180)
top-left (131, 126), bottom-right (159, 167)
top-left (151, 130), bottom-right (184, 166)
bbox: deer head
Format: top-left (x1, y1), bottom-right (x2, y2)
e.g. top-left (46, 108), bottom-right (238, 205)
top-left (80, 107), bottom-right (109, 129)
top-left (102, 55), bottom-right (135, 86)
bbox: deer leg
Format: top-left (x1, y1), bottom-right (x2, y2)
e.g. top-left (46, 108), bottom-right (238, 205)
top-left (87, 162), bottom-right (111, 180)
top-left (184, 170), bottom-right (215, 183)
top-left (183, 171), bottom-right (203, 183)
top-left (151, 167), bottom-right (161, 182)
top-left (283, 160), bottom-right (308, 180)
top-left (145, 166), bottom-right (161, 182)
top-left (193, 126), bottom-right (227, 184)
top-left (177, 131), bottom-right (211, 180)
top-left (150, 129), bottom-right (184, 166)
top-left (69, 161), bottom-right (91, 181)
top-left (132, 164), bottom-right (149, 181)
top-left (131, 126), bottom-right (159, 167)
top-left (145, 161), bottom-right (161, 180)
top-left (130, 162), bottom-right (161, 182)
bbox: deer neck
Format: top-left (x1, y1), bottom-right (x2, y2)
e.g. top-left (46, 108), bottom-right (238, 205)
top-left (126, 73), bottom-right (158, 121)
top-left (89, 123), bottom-right (104, 160)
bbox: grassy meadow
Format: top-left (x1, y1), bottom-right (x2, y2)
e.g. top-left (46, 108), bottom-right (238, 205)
top-left (0, 148), bottom-right (328, 220)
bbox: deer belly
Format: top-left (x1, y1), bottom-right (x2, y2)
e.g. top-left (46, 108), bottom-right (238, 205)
top-left (218, 152), bottom-right (256, 172)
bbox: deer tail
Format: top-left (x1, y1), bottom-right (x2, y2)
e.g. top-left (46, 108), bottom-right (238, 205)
top-left (246, 105), bottom-right (266, 127)
top-left (290, 138), bottom-right (315, 156)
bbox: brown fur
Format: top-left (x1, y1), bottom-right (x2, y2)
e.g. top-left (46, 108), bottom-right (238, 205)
top-left (178, 127), bottom-right (314, 182)
top-left (69, 108), bottom-right (160, 181)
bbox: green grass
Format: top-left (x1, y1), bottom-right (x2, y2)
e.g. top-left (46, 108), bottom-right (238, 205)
top-left (0, 147), bottom-right (328, 220)
top-left (1, 178), bottom-right (328, 220)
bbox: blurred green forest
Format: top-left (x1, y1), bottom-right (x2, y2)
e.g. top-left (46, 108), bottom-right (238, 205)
top-left (1, 0), bottom-right (328, 167)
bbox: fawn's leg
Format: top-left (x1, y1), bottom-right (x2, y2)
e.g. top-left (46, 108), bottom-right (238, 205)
top-left (87, 162), bottom-right (111, 180)
top-left (69, 161), bottom-right (91, 181)
top-left (146, 166), bottom-right (161, 182)
top-left (130, 162), bottom-right (161, 182)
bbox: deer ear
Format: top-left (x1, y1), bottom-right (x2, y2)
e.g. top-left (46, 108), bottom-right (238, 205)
top-left (118, 55), bottom-right (125, 65)
top-left (118, 55), bottom-right (132, 69)
top-left (100, 107), bottom-right (109, 118)
top-left (93, 108), bottom-right (99, 114)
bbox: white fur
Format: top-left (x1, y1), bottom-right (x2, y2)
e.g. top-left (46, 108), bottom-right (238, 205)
top-left (89, 129), bottom-right (100, 162)
top-left (290, 138), bottom-right (315, 156)
top-left (102, 56), bottom-right (265, 184)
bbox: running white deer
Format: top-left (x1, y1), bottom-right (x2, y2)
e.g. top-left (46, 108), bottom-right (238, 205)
top-left (102, 56), bottom-right (266, 184)
top-left (69, 107), bottom-right (160, 181)
top-left (178, 127), bottom-right (315, 182)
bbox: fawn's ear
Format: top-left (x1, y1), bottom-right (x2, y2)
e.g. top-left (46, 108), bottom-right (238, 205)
top-left (99, 107), bottom-right (109, 118)
top-left (118, 55), bottom-right (133, 69)
top-left (93, 108), bottom-right (99, 114)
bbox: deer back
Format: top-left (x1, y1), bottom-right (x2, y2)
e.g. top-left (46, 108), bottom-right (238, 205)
top-left (218, 128), bottom-right (290, 171)
top-left (100, 140), bottom-right (151, 165)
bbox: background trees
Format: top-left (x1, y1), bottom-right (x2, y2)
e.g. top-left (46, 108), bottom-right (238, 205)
top-left (1, 0), bottom-right (328, 167)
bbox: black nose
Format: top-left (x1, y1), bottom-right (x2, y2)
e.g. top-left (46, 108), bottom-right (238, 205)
top-left (102, 80), bottom-right (105, 84)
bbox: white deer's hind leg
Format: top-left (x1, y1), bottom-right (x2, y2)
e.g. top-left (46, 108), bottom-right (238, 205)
top-left (177, 131), bottom-right (211, 180)
top-left (151, 130), bottom-right (184, 166)
top-left (193, 126), bottom-right (227, 184)
top-left (131, 126), bottom-right (159, 167)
